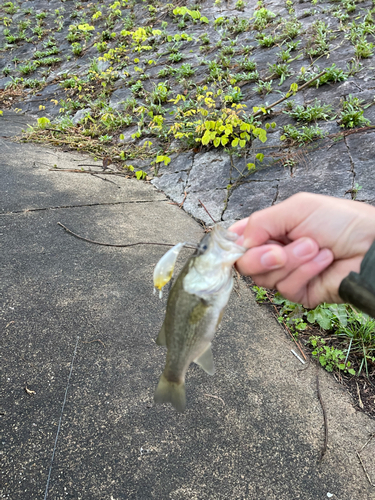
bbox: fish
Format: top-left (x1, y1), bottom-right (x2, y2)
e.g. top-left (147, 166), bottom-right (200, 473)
top-left (153, 224), bottom-right (246, 412)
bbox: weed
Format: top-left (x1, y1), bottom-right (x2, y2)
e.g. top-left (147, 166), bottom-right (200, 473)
top-left (253, 7), bottom-right (276, 30)
top-left (239, 58), bottom-right (257, 72)
top-left (310, 337), bottom-right (356, 375)
top-left (34, 47), bottom-right (59, 59)
top-left (157, 66), bottom-right (175, 78)
top-left (283, 19), bottom-right (302, 39)
top-left (268, 63), bottom-right (291, 85)
top-left (339, 95), bottom-right (370, 128)
top-left (336, 312), bottom-right (375, 376)
top-left (35, 11), bottom-right (47, 20)
top-left (299, 64), bottom-right (348, 87)
top-left (306, 20), bottom-right (330, 56)
top-left (224, 85), bottom-right (243, 103)
top-left (71, 42), bottom-right (83, 56)
top-left (355, 38), bottom-right (374, 58)
top-left (254, 80), bottom-right (273, 95)
top-left (38, 56), bottom-right (61, 66)
top-left (19, 62), bottom-right (39, 75)
top-left (281, 124), bottom-right (325, 144)
top-left (3, 1), bottom-right (18, 14)
top-left (234, 71), bottom-right (259, 83)
top-left (229, 18), bottom-right (250, 34)
top-left (235, 0), bottom-right (245, 11)
top-left (252, 286), bottom-right (268, 302)
top-left (286, 40), bottom-right (300, 51)
top-left (168, 52), bottom-right (183, 63)
top-left (148, 82), bottom-right (170, 104)
top-left (175, 63), bottom-right (195, 80)
top-left (23, 77), bottom-right (45, 88)
top-left (285, 99), bottom-right (333, 122)
top-left (257, 34), bottom-right (277, 47)
top-left (131, 80), bottom-right (144, 97)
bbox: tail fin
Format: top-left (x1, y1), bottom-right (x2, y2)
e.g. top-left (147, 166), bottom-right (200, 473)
top-left (154, 374), bottom-right (186, 412)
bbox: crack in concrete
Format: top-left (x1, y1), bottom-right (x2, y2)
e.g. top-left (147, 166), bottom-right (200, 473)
top-left (343, 135), bottom-right (356, 198)
top-left (0, 199), bottom-right (168, 216)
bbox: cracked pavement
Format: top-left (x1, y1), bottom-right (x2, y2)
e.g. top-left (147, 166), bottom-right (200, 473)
top-left (1, 112), bottom-right (375, 499)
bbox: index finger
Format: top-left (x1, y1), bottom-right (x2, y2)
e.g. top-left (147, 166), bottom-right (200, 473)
top-left (235, 192), bottom-right (325, 248)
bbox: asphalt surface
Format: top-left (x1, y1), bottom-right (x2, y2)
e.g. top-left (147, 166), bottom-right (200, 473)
top-left (1, 111), bottom-right (375, 499)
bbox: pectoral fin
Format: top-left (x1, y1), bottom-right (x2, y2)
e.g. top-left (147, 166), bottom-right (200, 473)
top-left (156, 322), bottom-right (166, 346)
top-left (194, 344), bottom-right (215, 375)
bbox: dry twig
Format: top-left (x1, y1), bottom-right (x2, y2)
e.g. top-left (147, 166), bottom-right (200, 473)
top-left (57, 222), bottom-right (197, 249)
top-left (82, 339), bottom-right (106, 348)
top-left (198, 199), bottom-right (217, 224)
top-left (316, 373), bottom-right (328, 463)
top-left (203, 393), bottom-right (225, 406)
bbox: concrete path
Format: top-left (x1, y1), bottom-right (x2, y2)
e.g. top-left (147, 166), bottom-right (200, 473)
top-left (1, 112), bottom-right (374, 499)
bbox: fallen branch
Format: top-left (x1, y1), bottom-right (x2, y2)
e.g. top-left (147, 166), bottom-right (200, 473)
top-left (50, 168), bottom-right (127, 176)
top-left (316, 373), bottom-right (328, 463)
top-left (198, 198), bottom-right (217, 224)
top-left (357, 433), bottom-right (375, 487)
top-left (252, 71), bottom-right (327, 117)
top-left (57, 222), bottom-right (197, 249)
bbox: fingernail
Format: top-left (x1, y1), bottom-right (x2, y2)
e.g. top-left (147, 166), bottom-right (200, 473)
top-left (261, 250), bottom-right (283, 269)
top-left (293, 239), bottom-right (315, 258)
top-left (313, 249), bottom-right (332, 263)
top-left (243, 238), bottom-right (252, 249)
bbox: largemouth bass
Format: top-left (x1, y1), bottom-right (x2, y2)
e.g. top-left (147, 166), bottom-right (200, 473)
top-left (154, 225), bottom-right (246, 412)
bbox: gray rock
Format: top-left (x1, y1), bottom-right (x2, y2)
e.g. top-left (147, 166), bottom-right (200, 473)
top-left (223, 181), bottom-right (278, 221)
top-left (346, 132), bottom-right (375, 204)
top-left (72, 108), bottom-right (91, 125)
top-left (183, 189), bottom-right (228, 226)
top-left (97, 59), bottom-right (110, 72)
top-left (0, 76), bottom-right (12, 90)
top-left (109, 87), bottom-right (133, 110)
top-left (152, 171), bottom-right (188, 204)
top-left (118, 126), bottom-right (138, 143)
top-left (187, 151), bottom-right (232, 192)
top-left (277, 139), bottom-right (353, 202)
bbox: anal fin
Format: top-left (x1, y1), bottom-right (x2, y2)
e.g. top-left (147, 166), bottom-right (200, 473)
top-left (194, 344), bottom-right (215, 375)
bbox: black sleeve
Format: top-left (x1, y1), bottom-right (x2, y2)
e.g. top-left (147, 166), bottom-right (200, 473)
top-left (339, 240), bottom-right (375, 318)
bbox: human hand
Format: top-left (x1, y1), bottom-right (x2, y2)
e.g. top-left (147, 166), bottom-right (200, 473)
top-left (230, 193), bottom-right (375, 308)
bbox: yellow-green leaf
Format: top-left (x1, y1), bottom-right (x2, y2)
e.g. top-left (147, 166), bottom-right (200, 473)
top-left (231, 138), bottom-right (239, 147)
top-left (213, 137), bottom-right (220, 147)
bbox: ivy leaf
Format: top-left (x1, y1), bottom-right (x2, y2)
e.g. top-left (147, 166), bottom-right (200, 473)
top-left (231, 138), bottom-right (239, 147)
top-left (37, 117), bottom-right (50, 129)
top-left (256, 153), bottom-right (264, 162)
top-left (213, 137), bottom-right (220, 147)
top-left (201, 129), bottom-right (211, 145)
top-left (221, 136), bottom-right (229, 146)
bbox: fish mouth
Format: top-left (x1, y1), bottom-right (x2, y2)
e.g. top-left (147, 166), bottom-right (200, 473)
top-left (210, 225), bottom-right (246, 257)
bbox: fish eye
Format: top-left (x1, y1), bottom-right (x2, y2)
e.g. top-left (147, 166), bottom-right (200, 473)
top-left (202, 244), bottom-right (208, 251)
